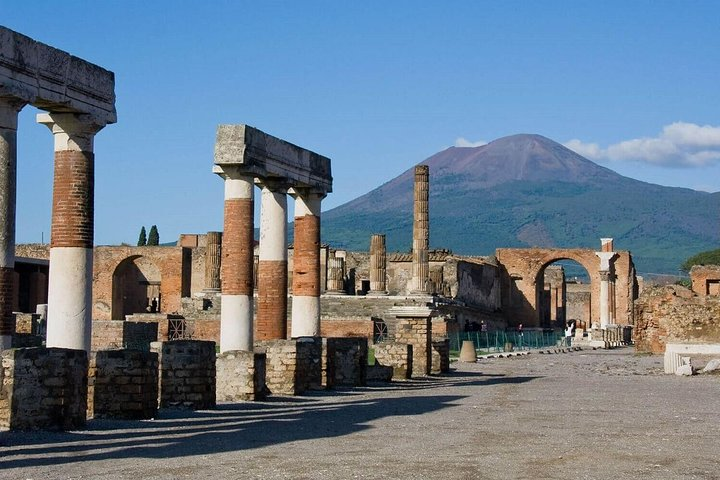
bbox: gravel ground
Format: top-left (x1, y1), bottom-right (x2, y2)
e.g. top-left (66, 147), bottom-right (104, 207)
top-left (1, 347), bottom-right (719, 480)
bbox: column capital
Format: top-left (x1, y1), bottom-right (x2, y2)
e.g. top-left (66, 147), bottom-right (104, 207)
top-left (37, 112), bottom-right (105, 151)
top-left (288, 186), bottom-right (327, 201)
top-left (595, 251), bottom-right (617, 271)
top-left (0, 97), bottom-right (27, 129)
top-left (256, 177), bottom-right (291, 193)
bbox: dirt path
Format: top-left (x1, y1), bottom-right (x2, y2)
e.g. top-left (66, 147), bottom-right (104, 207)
top-left (1, 348), bottom-right (718, 479)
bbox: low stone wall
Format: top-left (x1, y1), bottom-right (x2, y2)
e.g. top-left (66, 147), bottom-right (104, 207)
top-left (321, 319), bottom-right (374, 341)
top-left (258, 338), bottom-right (322, 396)
top-left (216, 350), bottom-right (267, 402)
top-left (431, 338), bottom-right (450, 374)
top-left (88, 350), bottom-right (159, 419)
top-left (1, 347), bottom-right (88, 430)
top-left (151, 340), bottom-right (216, 409)
top-left (634, 285), bottom-right (720, 353)
top-left (92, 320), bottom-right (159, 351)
top-left (325, 337), bottom-right (368, 387)
top-left (395, 317), bottom-right (431, 377)
top-left (374, 342), bottom-right (412, 380)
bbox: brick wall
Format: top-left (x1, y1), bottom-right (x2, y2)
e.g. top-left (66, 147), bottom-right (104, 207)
top-left (88, 350), bottom-right (158, 419)
top-left (51, 150), bottom-right (94, 248)
top-left (1, 347), bottom-right (88, 430)
top-left (634, 285), bottom-right (720, 353)
top-left (690, 265), bottom-right (720, 296)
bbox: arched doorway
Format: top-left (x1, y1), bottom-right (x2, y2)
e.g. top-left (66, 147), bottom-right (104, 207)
top-left (536, 259), bottom-right (591, 330)
top-left (111, 256), bottom-right (162, 320)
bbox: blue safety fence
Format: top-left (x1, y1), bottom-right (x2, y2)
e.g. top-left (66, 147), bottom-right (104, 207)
top-left (449, 330), bottom-right (564, 353)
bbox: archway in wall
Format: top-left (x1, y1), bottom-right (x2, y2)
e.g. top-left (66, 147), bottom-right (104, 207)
top-left (111, 256), bottom-right (162, 320)
top-left (535, 259), bottom-right (591, 330)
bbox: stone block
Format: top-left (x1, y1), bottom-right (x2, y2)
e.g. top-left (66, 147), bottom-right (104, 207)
top-left (324, 337), bottom-right (368, 388)
top-left (151, 340), bottom-right (216, 410)
top-left (374, 342), bottom-right (413, 380)
top-left (216, 350), bottom-right (267, 402)
top-left (1, 347), bottom-right (88, 430)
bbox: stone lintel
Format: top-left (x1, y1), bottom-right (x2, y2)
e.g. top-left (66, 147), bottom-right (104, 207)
top-left (0, 26), bottom-right (116, 125)
top-left (214, 124), bottom-right (332, 194)
top-left (388, 305), bottom-right (436, 319)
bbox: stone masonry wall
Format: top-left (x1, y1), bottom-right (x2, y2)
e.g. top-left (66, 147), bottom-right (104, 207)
top-left (216, 350), bottom-right (267, 402)
top-left (151, 340), bottom-right (216, 409)
top-left (374, 342), bottom-right (412, 380)
top-left (634, 285), bottom-right (720, 354)
top-left (431, 338), bottom-right (450, 374)
top-left (690, 265), bottom-right (720, 296)
top-left (91, 320), bottom-right (159, 351)
top-left (1, 347), bottom-right (88, 430)
top-left (324, 337), bottom-right (367, 387)
top-left (88, 350), bottom-right (159, 419)
top-left (394, 317), bottom-right (431, 377)
top-left (258, 338), bottom-right (322, 396)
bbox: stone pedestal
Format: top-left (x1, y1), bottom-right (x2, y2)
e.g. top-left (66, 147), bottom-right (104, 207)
top-left (390, 305), bottom-right (433, 377)
top-left (374, 342), bottom-right (413, 380)
top-left (1, 347), bottom-right (88, 430)
top-left (88, 350), bottom-right (159, 419)
top-left (151, 340), bottom-right (216, 410)
top-left (257, 338), bottom-right (322, 395)
top-left (216, 350), bottom-right (267, 401)
top-left (324, 337), bottom-right (368, 388)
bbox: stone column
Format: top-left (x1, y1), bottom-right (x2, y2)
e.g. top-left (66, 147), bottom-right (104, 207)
top-left (204, 231), bottom-right (222, 292)
top-left (326, 256), bottom-right (345, 294)
top-left (596, 244), bottom-right (618, 330)
top-left (256, 182), bottom-right (288, 340)
top-left (38, 113), bottom-right (104, 352)
top-left (0, 98), bottom-right (25, 350)
top-left (411, 165), bottom-right (429, 294)
top-left (291, 190), bottom-right (323, 338)
top-left (369, 234), bottom-right (387, 295)
top-left (219, 171), bottom-right (254, 352)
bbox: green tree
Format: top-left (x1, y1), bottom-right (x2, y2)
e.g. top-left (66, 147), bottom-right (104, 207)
top-left (681, 248), bottom-right (720, 272)
top-left (148, 225), bottom-right (160, 246)
top-left (137, 226), bottom-right (147, 246)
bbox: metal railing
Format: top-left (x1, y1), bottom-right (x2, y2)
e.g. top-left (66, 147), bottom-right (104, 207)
top-left (450, 330), bottom-right (564, 353)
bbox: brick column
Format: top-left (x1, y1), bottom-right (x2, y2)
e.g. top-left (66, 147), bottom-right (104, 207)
top-left (256, 182), bottom-right (288, 340)
top-left (204, 231), bottom-right (222, 292)
top-left (219, 171), bottom-right (254, 351)
top-left (0, 98), bottom-right (25, 350)
top-left (291, 190), bottom-right (322, 338)
top-left (369, 234), bottom-right (387, 295)
top-left (38, 113), bottom-right (104, 352)
top-left (411, 165), bottom-right (429, 294)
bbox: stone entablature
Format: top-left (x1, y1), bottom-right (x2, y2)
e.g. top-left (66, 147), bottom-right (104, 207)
top-left (0, 27), bottom-right (116, 124)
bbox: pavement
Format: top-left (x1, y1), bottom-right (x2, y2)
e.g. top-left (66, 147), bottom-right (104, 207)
top-left (1, 347), bottom-right (719, 479)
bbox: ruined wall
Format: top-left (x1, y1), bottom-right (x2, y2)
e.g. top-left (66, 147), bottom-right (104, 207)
top-left (374, 342), bottom-right (412, 380)
top-left (690, 265), bottom-right (720, 296)
top-left (91, 320), bottom-right (158, 351)
top-left (259, 338), bottom-right (322, 395)
top-left (324, 337), bottom-right (368, 387)
top-left (93, 246), bottom-right (190, 320)
top-left (151, 340), bottom-right (216, 409)
top-left (634, 285), bottom-right (720, 354)
top-left (454, 259), bottom-right (501, 311)
top-left (566, 283), bottom-right (591, 328)
top-left (216, 350), bottom-right (266, 402)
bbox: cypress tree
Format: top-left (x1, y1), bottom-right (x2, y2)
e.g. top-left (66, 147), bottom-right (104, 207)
top-left (148, 225), bottom-right (160, 246)
top-left (137, 226), bottom-right (147, 246)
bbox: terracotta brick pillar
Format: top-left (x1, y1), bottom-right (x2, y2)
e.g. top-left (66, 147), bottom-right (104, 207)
top-left (204, 231), bottom-right (222, 292)
top-left (38, 113), bottom-right (104, 352)
top-left (0, 98), bottom-right (25, 350)
top-left (411, 165), bottom-right (429, 294)
top-left (256, 182), bottom-right (288, 340)
top-left (369, 234), bottom-right (387, 294)
top-left (291, 190), bottom-right (322, 338)
top-left (219, 171), bottom-right (254, 351)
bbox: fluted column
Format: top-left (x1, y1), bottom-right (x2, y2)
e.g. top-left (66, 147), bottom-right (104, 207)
top-left (291, 190), bottom-right (323, 338)
top-left (219, 171), bottom-right (254, 352)
top-left (326, 256), bottom-right (345, 293)
top-left (256, 182), bottom-right (288, 339)
top-left (204, 231), bottom-right (222, 292)
top-left (411, 165), bottom-right (430, 294)
top-left (596, 245), bottom-right (618, 330)
top-left (369, 234), bottom-right (387, 295)
top-left (38, 113), bottom-right (104, 352)
top-left (0, 98), bottom-right (26, 350)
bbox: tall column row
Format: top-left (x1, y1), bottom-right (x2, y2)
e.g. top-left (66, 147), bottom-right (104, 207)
top-left (218, 175), bottom-right (325, 352)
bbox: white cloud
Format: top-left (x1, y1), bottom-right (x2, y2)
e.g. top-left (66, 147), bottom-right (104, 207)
top-left (454, 137), bottom-right (487, 148)
top-left (563, 122), bottom-right (720, 167)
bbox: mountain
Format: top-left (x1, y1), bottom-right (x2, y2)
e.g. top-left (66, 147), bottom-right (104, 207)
top-left (321, 134), bottom-right (720, 275)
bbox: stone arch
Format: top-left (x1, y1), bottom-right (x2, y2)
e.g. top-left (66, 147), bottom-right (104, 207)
top-left (533, 257), bottom-right (594, 329)
top-left (111, 255), bottom-right (162, 320)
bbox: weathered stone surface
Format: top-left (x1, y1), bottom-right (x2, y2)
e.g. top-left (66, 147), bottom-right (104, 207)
top-left (675, 364), bottom-right (693, 376)
top-left (216, 350), bottom-right (267, 401)
top-left (151, 340), bottom-right (215, 409)
top-left (431, 338), bottom-right (450, 373)
top-left (257, 338), bottom-right (322, 395)
top-left (0, 26), bottom-right (116, 124)
top-left (324, 337), bottom-right (367, 388)
top-left (88, 349), bottom-right (158, 419)
top-left (1, 347), bottom-right (87, 430)
top-left (374, 342), bottom-right (412, 380)
top-left (701, 358), bottom-right (720, 373)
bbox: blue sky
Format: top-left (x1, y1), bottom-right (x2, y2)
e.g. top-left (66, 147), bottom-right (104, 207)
top-left (3, 1), bottom-right (720, 245)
